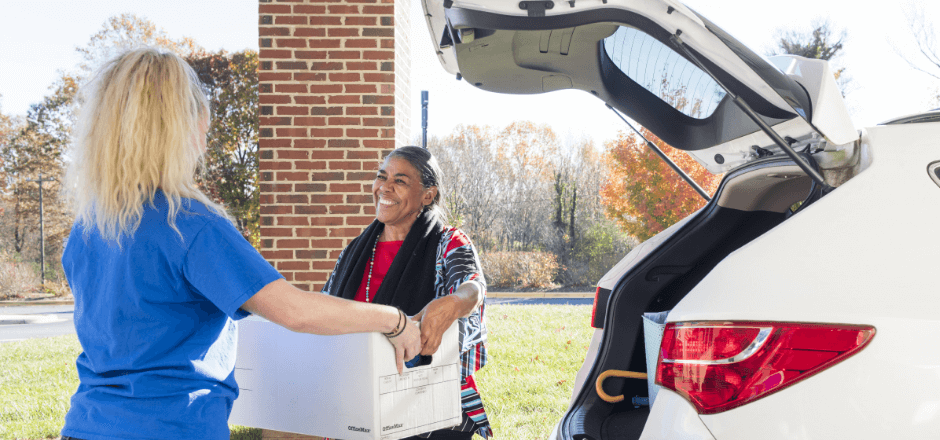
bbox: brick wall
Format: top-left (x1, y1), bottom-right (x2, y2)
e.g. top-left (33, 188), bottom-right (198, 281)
top-left (258, 0), bottom-right (410, 293)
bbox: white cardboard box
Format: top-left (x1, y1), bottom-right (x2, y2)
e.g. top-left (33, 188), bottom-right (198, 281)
top-left (229, 317), bottom-right (462, 440)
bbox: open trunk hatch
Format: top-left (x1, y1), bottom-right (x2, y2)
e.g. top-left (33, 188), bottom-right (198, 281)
top-left (422, 0), bottom-right (856, 173)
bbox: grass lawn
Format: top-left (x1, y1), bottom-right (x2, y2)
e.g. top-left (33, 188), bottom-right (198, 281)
top-left (475, 304), bottom-right (593, 439)
top-left (0, 335), bottom-right (80, 439)
top-left (0, 304), bottom-right (593, 440)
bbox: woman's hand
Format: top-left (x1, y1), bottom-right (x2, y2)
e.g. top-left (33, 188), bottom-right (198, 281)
top-left (414, 296), bottom-right (459, 355)
top-left (387, 318), bottom-right (421, 375)
top-left (414, 280), bottom-right (485, 355)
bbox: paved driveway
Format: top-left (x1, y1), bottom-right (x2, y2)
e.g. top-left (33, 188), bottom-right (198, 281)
top-left (0, 305), bottom-right (75, 343)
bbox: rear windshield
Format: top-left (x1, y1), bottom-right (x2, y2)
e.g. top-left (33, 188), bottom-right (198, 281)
top-left (603, 26), bottom-right (726, 119)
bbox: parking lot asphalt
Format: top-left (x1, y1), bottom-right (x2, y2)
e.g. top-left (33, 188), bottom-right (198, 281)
top-left (0, 292), bottom-right (595, 342)
top-left (0, 304), bottom-right (76, 343)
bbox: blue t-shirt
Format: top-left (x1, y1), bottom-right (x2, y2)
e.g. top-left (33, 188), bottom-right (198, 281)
top-left (60, 191), bottom-right (283, 440)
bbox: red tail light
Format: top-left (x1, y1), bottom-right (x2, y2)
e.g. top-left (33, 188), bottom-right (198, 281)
top-left (590, 287), bottom-right (610, 329)
top-left (656, 322), bottom-right (875, 414)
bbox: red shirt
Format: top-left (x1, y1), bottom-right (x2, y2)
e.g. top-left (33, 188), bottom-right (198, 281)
top-left (353, 240), bottom-right (403, 303)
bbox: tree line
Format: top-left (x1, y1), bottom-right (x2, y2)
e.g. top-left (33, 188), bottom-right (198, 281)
top-left (427, 122), bottom-right (636, 286)
top-left (3, 13), bottom-right (939, 296)
top-left (0, 14), bottom-right (259, 294)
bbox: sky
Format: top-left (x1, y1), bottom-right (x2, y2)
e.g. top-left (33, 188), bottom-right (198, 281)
top-left (408, 0), bottom-right (940, 145)
top-left (2, 0), bottom-right (938, 148)
top-left (0, 0), bottom-right (259, 115)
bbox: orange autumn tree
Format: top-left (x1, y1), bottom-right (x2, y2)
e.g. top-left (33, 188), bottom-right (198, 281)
top-left (601, 128), bottom-right (720, 241)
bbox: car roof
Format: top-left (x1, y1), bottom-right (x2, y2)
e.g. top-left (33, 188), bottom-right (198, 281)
top-left (879, 109), bottom-right (940, 125)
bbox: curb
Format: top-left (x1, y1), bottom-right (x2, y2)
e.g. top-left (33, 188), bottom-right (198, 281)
top-left (487, 292), bottom-right (594, 298)
top-left (0, 300), bottom-right (74, 307)
top-left (0, 314), bottom-right (66, 325)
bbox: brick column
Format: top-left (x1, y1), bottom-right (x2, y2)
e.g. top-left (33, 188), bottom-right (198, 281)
top-left (258, 0), bottom-right (411, 295)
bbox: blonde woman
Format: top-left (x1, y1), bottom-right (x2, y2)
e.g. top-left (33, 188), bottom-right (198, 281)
top-left (59, 47), bottom-right (420, 440)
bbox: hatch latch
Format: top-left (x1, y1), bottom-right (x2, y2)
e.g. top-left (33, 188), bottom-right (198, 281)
top-left (519, 1), bottom-right (554, 17)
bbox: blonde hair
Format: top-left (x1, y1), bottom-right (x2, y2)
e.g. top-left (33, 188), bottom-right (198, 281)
top-left (68, 47), bottom-right (228, 243)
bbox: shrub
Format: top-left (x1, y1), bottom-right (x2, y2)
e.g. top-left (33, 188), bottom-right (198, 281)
top-left (481, 251), bottom-right (559, 288)
top-left (543, 219), bottom-right (637, 287)
top-left (572, 221), bottom-right (638, 286)
top-left (0, 252), bottom-right (40, 300)
top-left (42, 272), bottom-right (72, 298)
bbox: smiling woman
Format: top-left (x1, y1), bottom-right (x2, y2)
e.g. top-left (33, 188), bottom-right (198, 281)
top-left (322, 146), bottom-right (494, 439)
top-left (372, 154), bottom-right (440, 241)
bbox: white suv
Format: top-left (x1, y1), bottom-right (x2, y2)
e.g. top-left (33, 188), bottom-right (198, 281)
top-left (421, 1), bottom-right (940, 438)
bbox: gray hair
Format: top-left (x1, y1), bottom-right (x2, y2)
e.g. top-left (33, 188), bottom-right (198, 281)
top-left (385, 146), bottom-right (447, 224)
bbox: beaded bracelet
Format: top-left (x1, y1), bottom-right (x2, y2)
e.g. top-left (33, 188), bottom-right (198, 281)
top-left (384, 309), bottom-right (405, 338)
top-left (384, 308), bottom-right (406, 338)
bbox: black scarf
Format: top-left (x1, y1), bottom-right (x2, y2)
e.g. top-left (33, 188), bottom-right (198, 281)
top-left (324, 211), bottom-right (444, 316)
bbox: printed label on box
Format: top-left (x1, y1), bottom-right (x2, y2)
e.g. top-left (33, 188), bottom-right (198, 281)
top-left (378, 362), bottom-right (460, 438)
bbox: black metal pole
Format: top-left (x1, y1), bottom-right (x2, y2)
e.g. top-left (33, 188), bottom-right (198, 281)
top-left (606, 104), bottom-right (712, 202)
top-left (421, 90), bottom-right (429, 149)
top-left (28, 172), bottom-right (52, 286)
top-left (39, 172), bottom-right (44, 286)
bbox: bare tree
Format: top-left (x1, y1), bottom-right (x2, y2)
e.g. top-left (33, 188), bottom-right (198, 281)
top-left (428, 125), bottom-right (503, 249)
top-left (492, 122), bottom-right (557, 251)
top-left (893, 2), bottom-right (940, 106)
top-left (430, 122), bottom-right (627, 286)
top-left (543, 135), bottom-right (611, 283)
top-left (429, 122), bottom-right (560, 253)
